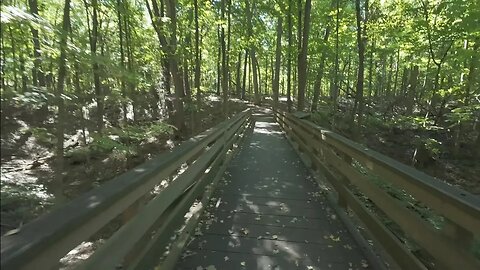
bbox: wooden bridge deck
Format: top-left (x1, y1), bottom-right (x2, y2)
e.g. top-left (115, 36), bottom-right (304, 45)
top-left (176, 110), bottom-right (371, 270)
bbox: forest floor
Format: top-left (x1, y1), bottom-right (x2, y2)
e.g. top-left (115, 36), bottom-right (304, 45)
top-left (272, 97), bottom-right (479, 195)
top-left (309, 103), bottom-right (480, 195)
top-left (0, 96), bottom-right (248, 236)
top-left (362, 126), bottom-right (480, 194)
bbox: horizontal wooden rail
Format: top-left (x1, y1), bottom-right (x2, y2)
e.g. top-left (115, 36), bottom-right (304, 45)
top-left (273, 110), bottom-right (480, 270)
top-left (1, 109), bottom-right (252, 270)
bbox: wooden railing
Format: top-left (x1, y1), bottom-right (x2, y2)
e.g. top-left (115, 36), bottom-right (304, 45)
top-left (1, 109), bottom-right (252, 270)
top-left (274, 110), bottom-right (480, 270)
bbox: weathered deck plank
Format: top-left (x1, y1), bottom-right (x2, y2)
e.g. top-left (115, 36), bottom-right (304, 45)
top-left (175, 110), bottom-right (370, 270)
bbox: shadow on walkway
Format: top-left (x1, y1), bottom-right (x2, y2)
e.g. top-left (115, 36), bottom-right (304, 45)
top-left (176, 108), bottom-right (369, 270)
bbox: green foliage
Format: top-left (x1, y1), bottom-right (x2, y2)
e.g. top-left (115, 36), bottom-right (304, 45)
top-left (0, 182), bottom-right (53, 225)
top-left (445, 104), bottom-right (480, 127)
top-left (113, 126), bottom-right (146, 144)
top-left (63, 121), bottom-right (174, 164)
top-left (29, 127), bottom-right (55, 146)
top-left (110, 121), bottom-right (175, 144)
top-left (86, 121), bottom-right (174, 158)
top-left (11, 90), bottom-right (54, 109)
top-left (422, 138), bottom-right (442, 157)
top-left (147, 122), bottom-right (175, 137)
top-left (90, 135), bottom-right (132, 154)
top-left (64, 146), bottom-right (91, 163)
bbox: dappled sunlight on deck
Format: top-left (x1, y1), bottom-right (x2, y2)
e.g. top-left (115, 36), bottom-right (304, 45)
top-left (176, 110), bottom-right (369, 270)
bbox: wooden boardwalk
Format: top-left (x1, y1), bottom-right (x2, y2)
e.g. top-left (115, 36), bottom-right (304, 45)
top-left (176, 110), bottom-right (372, 270)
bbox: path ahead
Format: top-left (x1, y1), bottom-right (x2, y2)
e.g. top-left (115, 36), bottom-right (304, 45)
top-left (176, 109), bottom-right (371, 270)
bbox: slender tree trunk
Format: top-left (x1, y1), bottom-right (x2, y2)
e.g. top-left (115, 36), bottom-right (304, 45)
top-left (248, 54), bottom-right (252, 97)
top-left (286, 0), bottom-right (293, 112)
top-left (453, 38), bottom-right (479, 156)
top-left (124, 5), bottom-right (138, 121)
top-left (166, 0), bottom-right (186, 134)
top-left (345, 53), bottom-right (352, 95)
top-left (296, 0), bottom-right (311, 111)
top-left (386, 54), bottom-right (394, 96)
top-left (8, 26), bottom-right (19, 92)
top-left (311, 26), bottom-right (330, 112)
top-left (69, 28), bottom-right (88, 145)
top-left (53, 0), bottom-right (71, 204)
top-left (20, 53), bottom-right (28, 93)
top-left (116, 0), bottom-right (128, 122)
top-left (221, 0), bottom-right (229, 114)
top-left (256, 57), bottom-right (262, 95)
top-left (393, 48), bottom-right (400, 95)
top-left (194, 0), bottom-right (201, 103)
top-left (297, 0), bottom-right (302, 88)
top-left (367, 38), bottom-right (374, 98)
top-left (265, 55), bottom-right (269, 96)
top-left (182, 9), bottom-right (192, 102)
top-left (28, 0), bottom-right (46, 88)
top-left (86, 0), bottom-right (104, 132)
top-left (183, 51), bottom-right (191, 99)
top-left (251, 50), bottom-right (260, 104)
top-left (464, 38), bottom-right (479, 106)
top-left (227, 0), bottom-right (232, 94)
top-left (242, 49), bottom-right (248, 100)
top-left (273, 17), bottom-right (283, 109)
top-left (406, 65), bottom-right (419, 115)
top-left (159, 0), bottom-right (173, 119)
top-left (0, 26), bottom-right (5, 91)
top-left (332, 0), bottom-right (340, 122)
top-left (246, 0), bottom-right (260, 104)
top-left (147, 0), bottom-right (186, 134)
top-left (216, 26), bottom-right (221, 96)
top-left (352, 0), bottom-right (367, 135)
top-left (235, 51), bottom-right (242, 97)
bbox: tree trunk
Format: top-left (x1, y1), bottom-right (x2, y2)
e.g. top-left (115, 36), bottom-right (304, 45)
top-left (393, 48), bottom-right (400, 96)
top-left (352, 0), bottom-right (367, 135)
top-left (194, 0), bottom-right (201, 103)
top-left (227, 0), bottom-right (232, 94)
top-left (116, 0), bottom-right (128, 122)
top-left (332, 0), bottom-right (340, 121)
top-left (406, 65), bottom-right (419, 115)
top-left (53, 0), bottom-right (71, 204)
top-left (265, 55), bottom-right (269, 96)
top-left (221, 0), bottom-right (229, 114)
top-left (311, 25), bottom-right (330, 112)
top-left (367, 38), bottom-right (374, 98)
top-left (235, 51), bottom-right (242, 98)
top-left (242, 49), bottom-right (248, 100)
top-left (28, 0), bottom-right (46, 88)
top-left (147, 0), bottom-right (185, 134)
top-left (183, 52), bottom-right (191, 99)
top-left (454, 38), bottom-right (479, 156)
top-left (7, 27), bottom-right (18, 92)
top-left (464, 38), bottom-right (479, 106)
top-left (246, 0), bottom-right (260, 104)
top-left (86, 0), bottom-right (104, 132)
top-left (386, 54), bottom-right (394, 96)
top-left (216, 25), bottom-right (221, 96)
top-left (248, 54), bottom-right (252, 97)
top-left (251, 50), bottom-right (260, 104)
top-left (287, 0), bottom-right (293, 112)
top-left (297, 0), bottom-right (311, 111)
top-left (273, 17), bottom-right (283, 109)
top-left (256, 57), bottom-right (262, 96)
